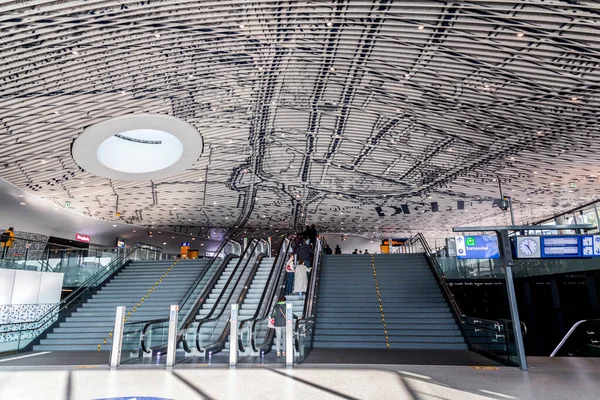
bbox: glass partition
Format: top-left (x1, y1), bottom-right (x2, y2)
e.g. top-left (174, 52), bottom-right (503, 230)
top-left (0, 243), bottom-right (161, 354)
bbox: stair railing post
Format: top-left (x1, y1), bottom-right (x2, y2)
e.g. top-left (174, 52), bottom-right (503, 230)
top-left (229, 304), bottom-right (239, 366)
top-left (286, 303), bottom-right (293, 367)
top-left (109, 306), bottom-right (126, 369)
top-left (166, 304), bottom-right (179, 367)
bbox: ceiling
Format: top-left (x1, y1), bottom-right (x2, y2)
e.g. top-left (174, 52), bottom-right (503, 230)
top-left (1, 0), bottom-right (599, 239)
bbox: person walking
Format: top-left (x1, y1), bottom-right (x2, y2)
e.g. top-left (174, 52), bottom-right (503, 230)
top-left (272, 296), bottom-right (287, 357)
top-left (352, 249), bottom-right (358, 255)
top-left (285, 254), bottom-right (295, 295)
top-left (294, 259), bottom-right (312, 300)
top-left (324, 245), bottom-right (333, 255)
top-left (334, 244), bottom-right (342, 255)
top-left (297, 239), bottom-right (312, 268)
top-left (364, 249), bottom-right (369, 255)
top-left (1, 227), bottom-right (15, 259)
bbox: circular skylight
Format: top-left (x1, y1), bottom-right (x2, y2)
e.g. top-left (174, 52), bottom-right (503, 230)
top-left (96, 129), bottom-right (183, 173)
top-left (72, 114), bottom-right (203, 181)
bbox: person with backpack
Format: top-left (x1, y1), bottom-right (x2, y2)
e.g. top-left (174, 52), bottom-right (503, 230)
top-left (1, 227), bottom-right (15, 259)
top-left (285, 254), bottom-right (295, 295)
top-left (272, 296), bottom-right (287, 357)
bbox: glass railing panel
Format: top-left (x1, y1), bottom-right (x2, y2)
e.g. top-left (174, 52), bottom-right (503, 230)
top-left (295, 320), bottom-right (314, 364)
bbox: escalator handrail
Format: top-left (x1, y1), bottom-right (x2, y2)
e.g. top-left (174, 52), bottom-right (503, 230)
top-left (250, 237), bottom-right (319, 354)
top-left (178, 240), bottom-right (238, 317)
top-left (193, 240), bottom-right (263, 352)
top-left (203, 252), bottom-right (267, 354)
top-left (238, 238), bottom-right (291, 353)
top-left (141, 252), bottom-right (239, 353)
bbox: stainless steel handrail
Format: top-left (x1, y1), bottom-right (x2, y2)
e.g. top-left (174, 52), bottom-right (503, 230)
top-left (550, 320), bottom-right (588, 357)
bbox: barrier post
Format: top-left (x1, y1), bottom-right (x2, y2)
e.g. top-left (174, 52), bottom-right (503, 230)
top-left (229, 304), bottom-right (239, 366)
top-left (286, 303), bottom-right (293, 367)
top-left (166, 304), bottom-right (179, 367)
top-left (109, 306), bottom-right (126, 368)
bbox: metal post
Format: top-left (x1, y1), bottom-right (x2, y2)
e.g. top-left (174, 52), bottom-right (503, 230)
top-left (505, 265), bottom-right (528, 370)
top-left (229, 304), bottom-right (239, 366)
top-left (166, 304), bottom-right (179, 367)
top-left (594, 203), bottom-right (600, 233)
top-left (268, 237), bottom-right (272, 257)
top-left (508, 197), bottom-right (516, 226)
top-left (109, 306), bottom-right (126, 368)
top-left (286, 303), bottom-right (293, 367)
top-left (388, 237), bottom-right (393, 254)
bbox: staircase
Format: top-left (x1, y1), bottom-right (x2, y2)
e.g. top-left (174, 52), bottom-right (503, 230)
top-left (33, 259), bottom-right (209, 351)
top-left (313, 254), bottom-right (466, 350)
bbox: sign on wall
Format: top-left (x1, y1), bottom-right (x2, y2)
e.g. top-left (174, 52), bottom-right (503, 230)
top-left (455, 235), bottom-right (500, 259)
top-left (75, 233), bottom-right (91, 243)
top-left (540, 236), bottom-right (581, 258)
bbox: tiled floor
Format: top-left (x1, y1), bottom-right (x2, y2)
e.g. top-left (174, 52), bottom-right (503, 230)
top-left (0, 357), bottom-right (599, 399)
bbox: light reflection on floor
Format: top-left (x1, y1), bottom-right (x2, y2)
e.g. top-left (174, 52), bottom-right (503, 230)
top-left (1, 360), bottom-right (600, 400)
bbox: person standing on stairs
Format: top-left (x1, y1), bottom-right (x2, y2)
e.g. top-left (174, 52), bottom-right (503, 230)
top-left (1, 227), bottom-right (15, 259)
top-left (334, 244), bottom-right (342, 255)
top-left (352, 249), bottom-right (358, 254)
top-left (285, 254), bottom-right (295, 295)
top-left (293, 259), bottom-right (312, 300)
top-left (273, 296), bottom-right (287, 357)
top-left (297, 239), bottom-right (312, 268)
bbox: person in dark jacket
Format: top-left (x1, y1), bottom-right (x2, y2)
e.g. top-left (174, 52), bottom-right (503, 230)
top-left (297, 239), bottom-right (312, 267)
top-left (273, 296), bottom-right (287, 357)
top-left (324, 245), bottom-right (333, 255)
top-left (334, 245), bottom-right (342, 255)
top-left (308, 224), bottom-right (318, 246)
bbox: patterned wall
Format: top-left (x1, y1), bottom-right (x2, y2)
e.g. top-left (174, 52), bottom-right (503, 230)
top-left (1, 230), bottom-right (50, 261)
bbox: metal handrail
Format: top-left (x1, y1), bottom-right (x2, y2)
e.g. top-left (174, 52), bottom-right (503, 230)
top-left (203, 252), bottom-right (267, 354)
top-left (238, 238), bottom-right (290, 353)
top-left (550, 320), bottom-right (588, 357)
top-left (142, 252), bottom-right (239, 354)
top-left (0, 242), bottom-right (160, 335)
top-left (194, 240), bottom-right (262, 353)
top-left (178, 240), bottom-right (237, 322)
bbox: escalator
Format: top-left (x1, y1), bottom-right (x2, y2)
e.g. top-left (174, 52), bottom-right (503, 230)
top-left (178, 239), bottom-right (267, 359)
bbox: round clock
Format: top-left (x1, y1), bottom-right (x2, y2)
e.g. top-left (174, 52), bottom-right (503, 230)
top-left (519, 238), bottom-right (538, 255)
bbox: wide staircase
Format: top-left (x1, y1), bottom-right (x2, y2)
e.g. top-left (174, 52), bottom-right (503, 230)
top-left (34, 259), bottom-right (209, 351)
top-left (313, 254), bottom-right (466, 350)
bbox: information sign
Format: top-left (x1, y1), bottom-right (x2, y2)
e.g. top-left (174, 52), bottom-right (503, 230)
top-left (580, 235), bottom-right (600, 257)
top-left (540, 236), bottom-right (581, 258)
top-left (455, 235), bottom-right (500, 259)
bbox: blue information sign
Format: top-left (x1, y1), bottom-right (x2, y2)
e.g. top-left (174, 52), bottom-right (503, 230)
top-left (455, 235), bottom-right (500, 259)
top-left (540, 236), bottom-right (581, 258)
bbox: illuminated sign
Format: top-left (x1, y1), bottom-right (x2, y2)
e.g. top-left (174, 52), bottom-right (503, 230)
top-left (455, 235), bottom-right (500, 259)
top-left (75, 233), bottom-right (91, 243)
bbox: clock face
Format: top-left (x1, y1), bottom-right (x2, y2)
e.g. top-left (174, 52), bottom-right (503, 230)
top-left (519, 238), bottom-right (538, 255)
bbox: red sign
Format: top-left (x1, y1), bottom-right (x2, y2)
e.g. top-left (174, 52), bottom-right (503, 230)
top-left (75, 233), bottom-right (91, 243)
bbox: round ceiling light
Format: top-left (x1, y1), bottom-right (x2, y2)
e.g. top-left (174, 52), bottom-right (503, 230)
top-left (72, 114), bottom-right (203, 181)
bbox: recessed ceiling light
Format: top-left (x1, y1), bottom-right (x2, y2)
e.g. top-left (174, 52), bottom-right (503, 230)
top-left (113, 224), bottom-right (117, 227)
top-left (40, 159), bottom-right (46, 164)
top-left (537, 131), bottom-right (544, 135)
top-left (19, 202), bottom-right (26, 205)
top-left (571, 97), bottom-right (578, 102)
top-left (258, 66), bottom-right (263, 71)
top-left (239, 23), bottom-right (245, 29)
top-left (54, 111), bottom-right (60, 115)
top-left (172, 236), bottom-right (175, 239)
top-left (72, 50), bottom-right (79, 55)
top-left (163, 242), bottom-right (167, 245)
top-left (326, 22), bottom-right (333, 27)
top-left (517, 32), bottom-right (524, 37)
top-left (189, 75), bottom-right (194, 79)
top-left (418, 25), bottom-right (425, 30)
top-left (133, 230), bottom-right (137, 232)
top-left (213, 201), bottom-right (217, 205)
top-left (154, 33), bottom-right (161, 38)
top-left (18, 194), bottom-right (24, 198)
top-left (329, 67), bottom-right (336, 72)
top-left (192, 238), bottom-right (196, 240)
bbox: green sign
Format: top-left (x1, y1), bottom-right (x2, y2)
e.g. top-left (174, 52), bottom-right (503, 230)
top-left (65, 202), bottom-right (71, 207)
top-left (466, 237), bottom-right (476, 246)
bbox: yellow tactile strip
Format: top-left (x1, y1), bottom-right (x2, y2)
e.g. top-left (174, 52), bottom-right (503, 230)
top-left (370, 255), bottom-right (390, 349)
top-left (97, 259), bottom-right (180, 351)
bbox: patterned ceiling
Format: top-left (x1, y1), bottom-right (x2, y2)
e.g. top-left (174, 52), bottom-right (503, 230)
top-left (1, 0), bottom-right (600, 240)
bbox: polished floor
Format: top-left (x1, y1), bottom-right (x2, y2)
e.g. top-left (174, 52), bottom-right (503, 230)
top-left (0, 357), bottom-right (599, 399)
